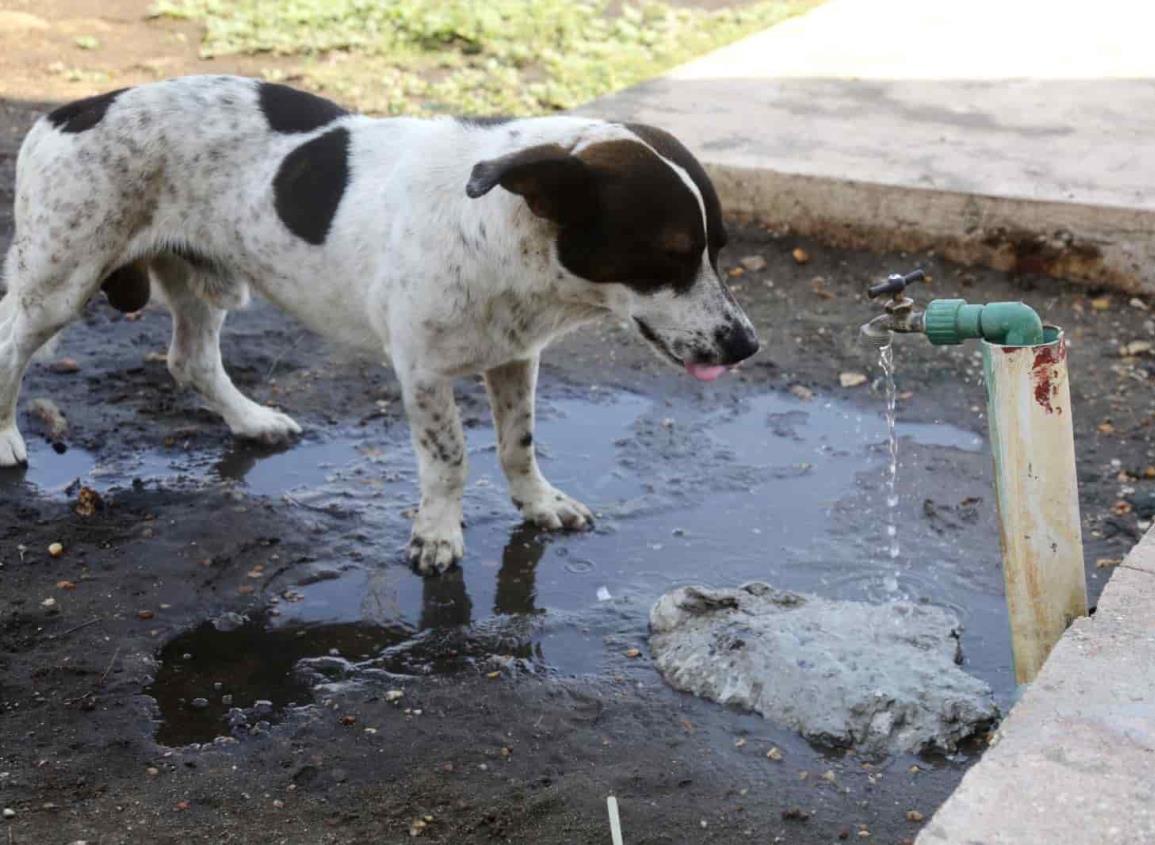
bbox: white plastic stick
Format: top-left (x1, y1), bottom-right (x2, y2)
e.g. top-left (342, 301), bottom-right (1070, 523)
top-left (607, 795), bottom-right (624, 845)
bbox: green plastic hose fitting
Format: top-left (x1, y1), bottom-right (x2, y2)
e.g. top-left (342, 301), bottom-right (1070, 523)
top-left (923, 299), bottom-right (1045, 347)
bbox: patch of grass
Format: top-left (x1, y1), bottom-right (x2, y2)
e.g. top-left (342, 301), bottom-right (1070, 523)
top-left (151, 0), bottom-right (817, 115)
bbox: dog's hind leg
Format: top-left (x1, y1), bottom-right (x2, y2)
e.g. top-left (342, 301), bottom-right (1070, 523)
top-left (484, 356), bottom-right (592, 530)
top-left (151, 256), bottom-right (301, 445)
top-left (0, 255), bottom-right (103, 466)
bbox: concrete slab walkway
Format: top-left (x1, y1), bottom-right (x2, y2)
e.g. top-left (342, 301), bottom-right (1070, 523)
top-left (916, 530), bottom-right (1155, 844)
top-left (580, 0), bottom-right (1155, 291)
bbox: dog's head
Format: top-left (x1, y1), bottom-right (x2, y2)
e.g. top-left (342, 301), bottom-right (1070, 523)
top-left (466, 124), bottom-right (758, 381)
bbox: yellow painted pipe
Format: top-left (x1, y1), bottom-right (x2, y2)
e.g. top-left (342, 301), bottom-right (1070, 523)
top-left (982, 326), bottom-right (1088, 683)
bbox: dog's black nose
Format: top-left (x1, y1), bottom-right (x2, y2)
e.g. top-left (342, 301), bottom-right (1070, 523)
top-left (716, 323), bottom-right (760, 365)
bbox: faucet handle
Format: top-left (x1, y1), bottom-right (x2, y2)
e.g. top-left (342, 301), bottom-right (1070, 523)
top-left (868, 269), bottom-right (925, 299)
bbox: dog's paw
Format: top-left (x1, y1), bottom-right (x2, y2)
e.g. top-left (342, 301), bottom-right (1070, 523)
top-left (408, 505), bottom-right (465, 575)
top-left (0, 425), bottom-right (28, 467)
top-left (515, 485), bottom-right (593, 531)
top-left (229, 406), bottom-right (302, 446)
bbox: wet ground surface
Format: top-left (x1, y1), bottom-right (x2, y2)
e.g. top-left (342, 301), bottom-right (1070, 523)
top-left (3, 98), bottom-right (1155, 843)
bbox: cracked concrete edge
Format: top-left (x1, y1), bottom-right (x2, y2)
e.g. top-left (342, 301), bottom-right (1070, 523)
top-left (706, 163), bottom-right (1155, 294)
top-left (915, 529), bottom-right (1155, 845)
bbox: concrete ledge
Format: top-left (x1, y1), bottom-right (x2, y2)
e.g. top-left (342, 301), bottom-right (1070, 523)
top-left (916, 531), bottom-right (1155, 844)
top-left (708, 165), bottom-right (1153, 293)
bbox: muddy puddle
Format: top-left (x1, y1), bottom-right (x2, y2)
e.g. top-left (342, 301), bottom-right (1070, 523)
top-left (14, 384), bottom-right (998, 746)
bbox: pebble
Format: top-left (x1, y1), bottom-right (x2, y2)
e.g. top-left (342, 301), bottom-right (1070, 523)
top-left (385, 689), bottom-right (404, 703)
top-left (48, 357), bottom-right (80, 374)
top-left (137, 609), bottom-right (155, 620)
top-left (740, 255), bottom-right (767, 272)
top-left (190, 698), bottom-right (209, 709)
top-left (41, 597), bottom-right (57, 609)
top-left (792, 247), bottom-right (811, 264)
top-left (48, 542), bottom-right (64, 558)
top-left (906, 810), bottom-right (924, 822)
top-left (624, 648), bottom-right (641, 658)
top-left (2, 808), bottom-right (14, 819)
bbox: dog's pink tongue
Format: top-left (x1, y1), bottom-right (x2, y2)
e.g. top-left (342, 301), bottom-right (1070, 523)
top-left (684, 363), bottom-right (727, 382)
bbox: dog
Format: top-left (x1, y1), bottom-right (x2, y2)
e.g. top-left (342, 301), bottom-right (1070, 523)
top-left (0, 76), bottom-right (759, 573)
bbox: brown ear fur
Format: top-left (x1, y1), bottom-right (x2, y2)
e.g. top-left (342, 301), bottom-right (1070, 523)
top-left (466, 144), bottom-right (596, 226)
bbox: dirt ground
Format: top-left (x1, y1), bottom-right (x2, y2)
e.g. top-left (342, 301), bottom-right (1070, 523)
top-left (2, 89), bottom-right (1154, 844)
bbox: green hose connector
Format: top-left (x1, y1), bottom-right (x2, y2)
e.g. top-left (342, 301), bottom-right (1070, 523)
top-left (923, 299), bottom-right (1045, 347)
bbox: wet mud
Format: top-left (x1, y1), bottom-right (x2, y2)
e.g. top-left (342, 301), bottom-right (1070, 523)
top-left (2, 97), bottom-right (1153, 843)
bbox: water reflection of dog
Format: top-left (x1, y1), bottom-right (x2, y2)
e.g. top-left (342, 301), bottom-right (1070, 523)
top-left (420, 524), bottom-right (546, 628)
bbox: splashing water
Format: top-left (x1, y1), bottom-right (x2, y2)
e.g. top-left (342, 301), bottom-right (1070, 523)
top-left (879, 342), bottom-right (900, 560)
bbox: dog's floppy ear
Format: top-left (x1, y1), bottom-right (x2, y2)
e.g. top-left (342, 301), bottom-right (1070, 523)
top-left (466, 144), bottom-right (596, 226)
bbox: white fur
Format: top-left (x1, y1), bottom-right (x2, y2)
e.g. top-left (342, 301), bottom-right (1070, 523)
top-left (0, 76), bottom-right (754, 573)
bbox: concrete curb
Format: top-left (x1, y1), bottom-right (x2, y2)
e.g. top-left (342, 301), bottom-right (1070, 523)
top-left (707, 165), bottom-right (1154, 294)
top-left (915, 531), bottom-right (1155, 844)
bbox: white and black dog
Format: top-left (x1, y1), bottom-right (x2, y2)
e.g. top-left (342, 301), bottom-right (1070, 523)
top-left (0, 76), bottom-right (758, 573)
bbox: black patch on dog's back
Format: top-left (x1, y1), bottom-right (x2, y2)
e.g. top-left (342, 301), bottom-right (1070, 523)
top-left (273, 127), bottom-right (351, 245)
top-left (47, 88), bottom-right (130, 134)
top-left (259, 83), bottom-right (348, 134)
top-left (626, 123), bottom-right (727, 266)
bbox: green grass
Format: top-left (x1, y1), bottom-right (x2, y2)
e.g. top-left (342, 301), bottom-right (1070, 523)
top-left (151, 0), bottom-right (817, 115)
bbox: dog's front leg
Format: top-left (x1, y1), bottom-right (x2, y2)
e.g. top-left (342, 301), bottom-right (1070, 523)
top-left (399, 374), bottom-right (467, 575)
top-left (484, 357), bottom-right (593, 531)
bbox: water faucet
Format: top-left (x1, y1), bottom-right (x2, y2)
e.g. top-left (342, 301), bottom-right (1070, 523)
top-left (860, 269), bottom-right (926, 345)
top-left (860, 269), bottom-right (1046, 347)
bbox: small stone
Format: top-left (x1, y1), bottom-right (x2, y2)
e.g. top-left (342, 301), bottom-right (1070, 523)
top-left (766, 746), bottom-right (783, 761)
top-left (781, 806), bottom-right (810, 821)
top-left (1120, 340), bottom-right (1152, 357)
top-left (41, 597), bottom-right (57, 609)
top-left (733, 738), bottom-right (746, 748)
top-left (137, 609), bottom-right (155, 620)
top-left (190, 698), bottom-right (209, 710)
top-left (839, 372), bottom-right (868, 388)
top-left (1095, 557), bottom-right (1122, 569)
top-left (48, 357), bottom-right (80, 374)
top-left (339, 715), bottom-right (357, 726)
top-left (48, 542), bottom-right (64, 558)
top-left (740, 255), bottom-right (767, 272)
top-left (2, 808), bottom-right (14, 819)
top-left (409, 818), bottom-right (428, 837)
top-left (821, 769), bottom-right (837, 782)
top-left (174, 801), bottom-right (190, 811)
top-left (146, 767), bottom-right (159, 777)
top-left (385, 689), bottom-right (404, 703)
top-left (792, 247), bottom-right (810, 264)
top-left (144, 351), bottom-right (167, 364)
top-left (624, 648), bottom-right (642, 658)
top-left (56, 580), bottom-right (76, 590)
top-left (789, 384), bottom-right (814, 402)
top-left (74, 486), bottom-right (103, 517)
top-left (906, 810), bottom-right (924, 822)
top-left (1090, 297), bottom-right (1111, 311)
top-left (273, 799), bottom-right (284, 809)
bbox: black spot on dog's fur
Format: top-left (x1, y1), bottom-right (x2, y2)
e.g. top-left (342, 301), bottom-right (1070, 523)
top-left (47, 88), bottom-right (130, 134)
top-left (273, 127), bottom-right (351, 245)
top-left (519, 433), bottom-right (533, 448)
top-left (259, 83), bottom-right (348, 133)
top-left (101, 260), bottom-right (150, 313)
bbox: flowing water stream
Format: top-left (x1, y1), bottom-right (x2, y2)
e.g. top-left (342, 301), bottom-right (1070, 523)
top-left (879, 341), bottom-right (900, 561)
